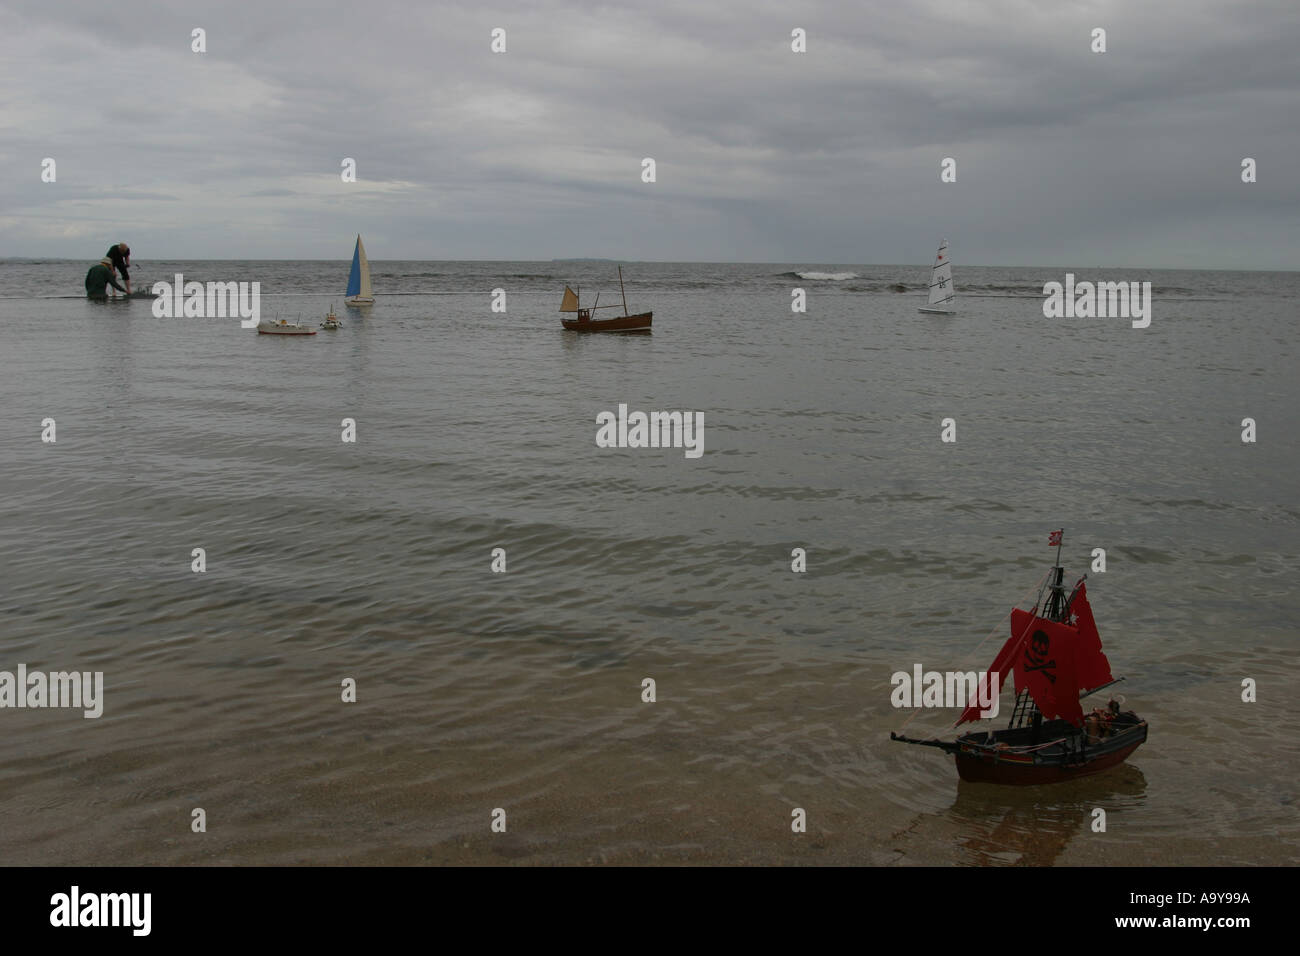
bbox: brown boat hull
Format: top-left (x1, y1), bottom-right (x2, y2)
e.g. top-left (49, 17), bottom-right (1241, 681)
top-left (952, 721), bottom-right (1148, 785)
top-left (561, 311), bottom-right (652, 333)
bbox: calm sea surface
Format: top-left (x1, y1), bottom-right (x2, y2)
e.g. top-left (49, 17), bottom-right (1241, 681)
top-left (0, 259), bottom-right (1296, 865)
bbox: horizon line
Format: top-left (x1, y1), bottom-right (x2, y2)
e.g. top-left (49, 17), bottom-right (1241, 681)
top-left (0, 257), bottom-right (1295, 274)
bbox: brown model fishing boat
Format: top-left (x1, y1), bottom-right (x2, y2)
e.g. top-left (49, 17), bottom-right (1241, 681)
top-left (559, 267), bottom-right (652, 332)
top-left (891, 530), bottom-right (1148, 784)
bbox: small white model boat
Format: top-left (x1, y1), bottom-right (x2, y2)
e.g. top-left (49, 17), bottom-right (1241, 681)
top-left (321, 305), bottom-right (342, 329)
top-left (257, 317), bottom-right (316, 336)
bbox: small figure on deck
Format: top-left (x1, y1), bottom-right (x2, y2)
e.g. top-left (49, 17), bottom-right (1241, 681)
top-left (106, 242), bottom-right (131, 293)
top-left (85, 257), bottom-right (126, 298)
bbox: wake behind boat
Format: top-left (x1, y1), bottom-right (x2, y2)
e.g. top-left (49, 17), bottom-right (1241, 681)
top-left (559, 267), bottom-right (652, 333)
top-left (891, 530), bottom-right (1148, 784)
top-left (918, 239), bottom-right (955, 314)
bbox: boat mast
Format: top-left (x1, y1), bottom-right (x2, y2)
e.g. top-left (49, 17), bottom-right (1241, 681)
top-left (618, 266), bottom-right (629, 316)
top-left (1044, 566), bottom-right (1068, 622)
top-left (1045, 529), bottom-right (1067, 622)
top-left (1011, 530), bottom-right (1066, 730)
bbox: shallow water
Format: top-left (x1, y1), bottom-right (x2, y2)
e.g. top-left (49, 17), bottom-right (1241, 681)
top-left (0, 259), bottom-right (1296, 865)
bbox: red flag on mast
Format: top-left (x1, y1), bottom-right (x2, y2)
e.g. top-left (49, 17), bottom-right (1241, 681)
top-left (1048, 529), bottom-right (1063, 546)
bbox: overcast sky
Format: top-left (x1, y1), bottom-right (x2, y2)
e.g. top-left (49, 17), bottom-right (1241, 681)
top-left (0, 0), bottom-right (1296, 268)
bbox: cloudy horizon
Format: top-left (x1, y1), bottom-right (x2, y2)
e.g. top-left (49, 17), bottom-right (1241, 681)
top-left (1, 0), bottom-right (1296, 270)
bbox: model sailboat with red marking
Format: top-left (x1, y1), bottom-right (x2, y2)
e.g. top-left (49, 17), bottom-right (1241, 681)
top-left (918, 239), bottom-right (955, 314)
top-left (892, 531), bottom-right (1148, 784)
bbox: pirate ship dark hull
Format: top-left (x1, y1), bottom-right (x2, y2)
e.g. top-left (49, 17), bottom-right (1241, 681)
top-left (892, 533), bottom-right (1148, 786)
top-left (895, 714), bottom-right (1148, 785)
top-left (955, 728), bottom-right (1146, 785)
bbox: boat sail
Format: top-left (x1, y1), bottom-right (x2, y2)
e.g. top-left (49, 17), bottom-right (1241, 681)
top-left (344, 234), bottom-right (374, 306)
top-left (559, 266), bottom-right (652, 333)
top-left (918, 239), bottom-right (955, 314)
top-left (891, 531), bottom-right (1148, 784)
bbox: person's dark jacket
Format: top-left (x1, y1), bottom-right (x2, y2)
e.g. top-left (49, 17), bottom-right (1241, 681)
top-left (85, 263), bottom-right (126, 296)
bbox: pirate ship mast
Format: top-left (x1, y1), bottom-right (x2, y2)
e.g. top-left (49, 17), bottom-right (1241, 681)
top-left (891, 530), bottom-right (1148, 784)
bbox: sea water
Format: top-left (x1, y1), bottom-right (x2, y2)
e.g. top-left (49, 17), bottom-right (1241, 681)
top-left (0, 259), bottom-right (1295, 864)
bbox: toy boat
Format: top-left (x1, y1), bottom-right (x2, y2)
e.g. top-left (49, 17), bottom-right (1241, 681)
top-left (891, 531), bottom-right (1148, 784)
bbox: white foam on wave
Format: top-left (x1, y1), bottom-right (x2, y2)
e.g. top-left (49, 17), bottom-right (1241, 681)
top-left (796, 271), bottom-right (857, 281)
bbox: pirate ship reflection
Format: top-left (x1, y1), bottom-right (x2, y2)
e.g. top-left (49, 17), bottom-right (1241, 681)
top-left (893, 764), bottom-right (1149, 865)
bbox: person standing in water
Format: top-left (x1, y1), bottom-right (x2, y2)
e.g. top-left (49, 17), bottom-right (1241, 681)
top-left (105, 242), bottom-right (131, 294)
top-left (85, 257), bottom-right (126, 298)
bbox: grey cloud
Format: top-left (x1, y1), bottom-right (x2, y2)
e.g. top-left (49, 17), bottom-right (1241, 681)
top-left (0, 0), bottom-right (1295, 267)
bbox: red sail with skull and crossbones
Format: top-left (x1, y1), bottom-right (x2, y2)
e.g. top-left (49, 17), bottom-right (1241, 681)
top-left (958, 580), bottom-right (1113, 727)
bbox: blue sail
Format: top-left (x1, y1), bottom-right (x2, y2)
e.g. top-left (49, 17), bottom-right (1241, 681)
top-left (346, 238), bottom-right (361, 297)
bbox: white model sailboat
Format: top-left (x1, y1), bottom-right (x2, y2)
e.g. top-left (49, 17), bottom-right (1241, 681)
top-left (344, 234), bottom-right (374, 306)
top-left (918, 239), bottom-right (955, 314)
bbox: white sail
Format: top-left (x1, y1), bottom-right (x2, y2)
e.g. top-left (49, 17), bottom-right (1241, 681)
top-left (356, 236), bottom-right (372, 299)
top-left (926, 240), bottom-right (954, 309)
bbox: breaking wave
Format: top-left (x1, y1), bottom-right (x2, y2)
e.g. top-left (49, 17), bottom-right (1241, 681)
top-left (778, 271), bottom-right (859, 281)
